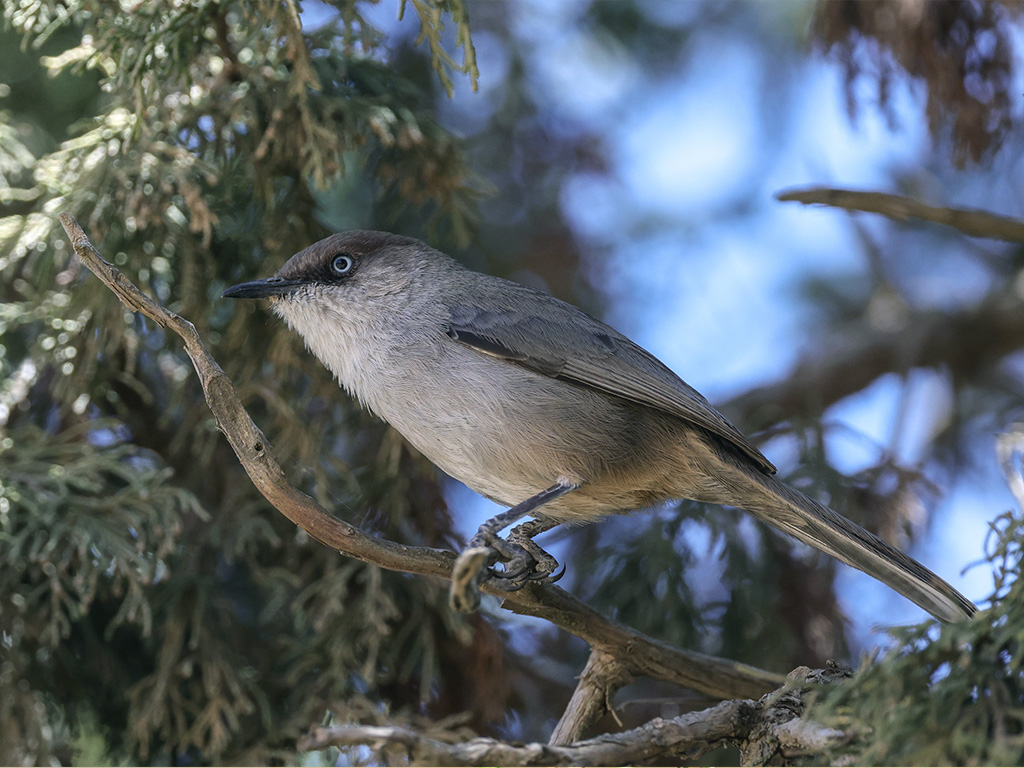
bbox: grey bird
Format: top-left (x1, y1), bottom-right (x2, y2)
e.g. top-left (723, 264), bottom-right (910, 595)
top-left (223, 230), bottom-right (977, 622)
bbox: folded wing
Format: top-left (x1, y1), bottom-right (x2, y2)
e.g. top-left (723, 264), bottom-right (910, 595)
top-left (446, 288), bottom-right (775, 475)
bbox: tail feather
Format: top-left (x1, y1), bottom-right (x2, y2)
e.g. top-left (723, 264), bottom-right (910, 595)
top-left (725, 464), bottom-right (976, 623)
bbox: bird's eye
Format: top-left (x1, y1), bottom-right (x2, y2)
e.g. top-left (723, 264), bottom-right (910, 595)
top-left (330, 253), bottom-right (355, 276)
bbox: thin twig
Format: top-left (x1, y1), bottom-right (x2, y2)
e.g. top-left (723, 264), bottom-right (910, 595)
top-left (776, 187), bottom-right (1024, 242)
top-left (58, 213), bottom-right (784, 703)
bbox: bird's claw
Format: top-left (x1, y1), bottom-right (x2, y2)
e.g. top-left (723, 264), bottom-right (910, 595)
top-left (448, 535), bottom-right (565, 612)
top-left (486, 561), bottom-right (566, 591)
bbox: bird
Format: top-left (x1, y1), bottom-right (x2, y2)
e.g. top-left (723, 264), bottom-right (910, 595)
top-left (223, 230), bottom-right (977, 622)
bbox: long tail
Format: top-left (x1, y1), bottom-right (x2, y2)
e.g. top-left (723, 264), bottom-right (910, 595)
top-left (718, 459), bottom-right (977, 623)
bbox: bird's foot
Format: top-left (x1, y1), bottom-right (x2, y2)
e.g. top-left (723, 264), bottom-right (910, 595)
top-left (448, 484), bottom-right (576, 613)
top-left (485, 527), bottom-right (563, 586)
top-left (450, 545), bottom-right (494, 613)
top-left (449, 530), bottom-right (564, 612)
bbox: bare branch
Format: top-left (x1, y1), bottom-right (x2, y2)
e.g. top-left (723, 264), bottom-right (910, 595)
top-left (725, 282), bottom-right (1024, 434)
top-left (549, 649), bottom-right (632, 746)
top-left (777, 187), bottom-right (1024, 242)
top-left (738, 665), bottom-right (851, 765)
top-left (727, 187), bottom-right (1024, 436)
top-left (300, 666), bottom-right (852, 766)
top-left (58, 213), bottom-right (784, 703)
top-left (301, 699), bottom-right (755, 766)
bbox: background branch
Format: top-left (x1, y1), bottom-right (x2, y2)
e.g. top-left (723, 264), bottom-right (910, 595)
top-left (777, 187), bottom-right (1024, 242)
top-left (724, 281), bottom-right (1024, 433)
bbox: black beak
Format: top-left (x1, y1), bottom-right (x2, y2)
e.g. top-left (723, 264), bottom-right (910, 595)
top-left (222, 277), bottom-right (303, 299)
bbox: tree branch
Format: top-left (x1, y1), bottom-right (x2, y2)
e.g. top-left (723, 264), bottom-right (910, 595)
top-left (724, 281), bottom-right (1024, 433)
top-left (299, 666), bottom-right (851, 766)
top-left (737, 665), bottom-right (851, 765)
top-left (301, 699), bottom-right (755, 766)
top-left (777, 187), bottom-right (1024, 242)
top-left (548, 648), bottom-right (632, 745)
top-left (58, 213), bottom-right (784, 705)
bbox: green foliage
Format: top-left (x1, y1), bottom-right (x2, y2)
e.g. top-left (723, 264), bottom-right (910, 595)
top-left (580, 496), bottom-right (850, 672)
top-left (0, 422), bottom-right (203, 763)
top-left (579, 506), bottom-right (708, 652)
top-left (806, 509), bottom-right (1024, 765)
top-left (0, 112), bottom-right (36, 202)
top-left (400, 0), bottom-right (478, 98)
top-left (0, 421), bottom-right (204, 644)
top-left (0, 1), bottom-right (494, 763)
top-left (3, 0), bottom-right (1017, 763)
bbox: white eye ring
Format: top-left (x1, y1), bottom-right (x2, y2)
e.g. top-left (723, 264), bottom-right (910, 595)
top-left (331, 253), bottom-right (355, 276)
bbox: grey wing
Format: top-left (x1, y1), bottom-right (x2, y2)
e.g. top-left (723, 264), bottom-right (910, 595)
top-left (446, 293), bottom-right (776, 475)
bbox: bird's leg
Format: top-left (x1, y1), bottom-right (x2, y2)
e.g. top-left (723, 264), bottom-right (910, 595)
top-left (449, 480), bottom-right (579, 613)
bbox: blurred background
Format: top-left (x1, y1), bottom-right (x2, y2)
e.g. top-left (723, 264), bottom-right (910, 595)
top-left (2, 0), bottom-right (1023, 763)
